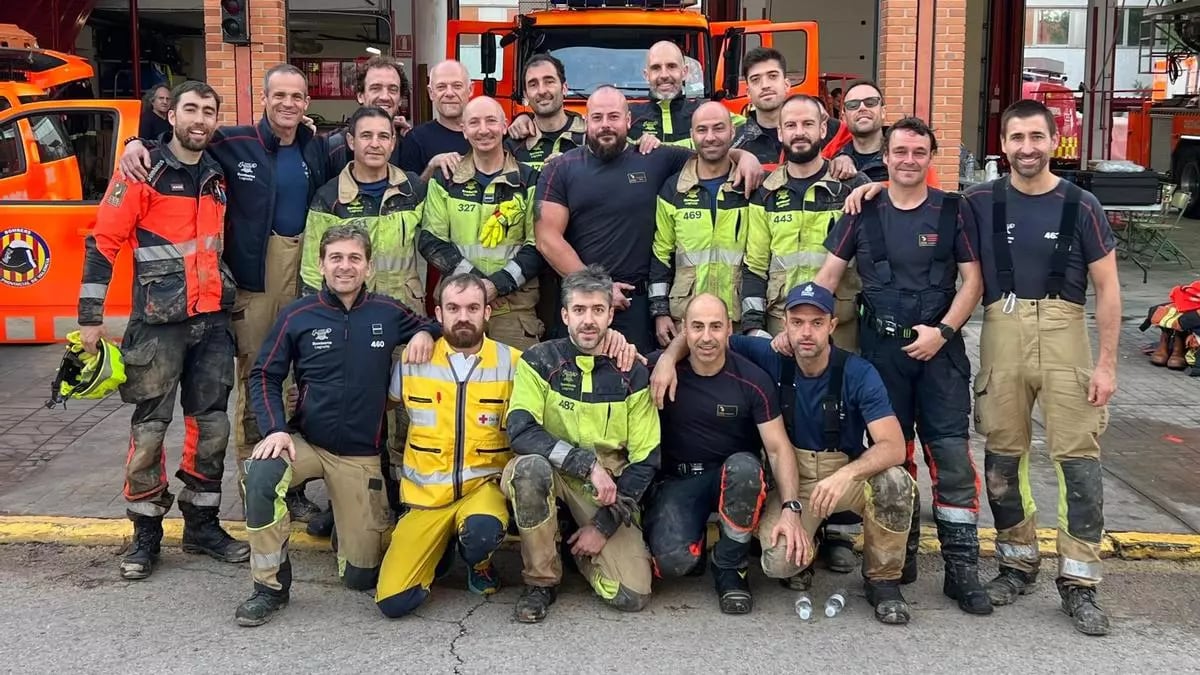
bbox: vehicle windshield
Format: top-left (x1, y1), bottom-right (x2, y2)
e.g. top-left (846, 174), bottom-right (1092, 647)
top-left (536, 27), bottom-right (706, 100)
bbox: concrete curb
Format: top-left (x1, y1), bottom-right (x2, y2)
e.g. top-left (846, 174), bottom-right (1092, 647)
top-left (1, 516), bottom-right (1199, 561)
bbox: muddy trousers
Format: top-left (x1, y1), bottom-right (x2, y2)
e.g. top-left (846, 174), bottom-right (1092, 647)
top-left (757, 449), bottom-right (915, 581)
top-left (375, 483), bottom-right (509, 618)
top-left (975, 299), bottom-right (1107, 587)
top-left (486, 307), bottom-right (543, 351)
top-left (501, 455), bottom-right (653, 611)
top-left (242, 434), bottom-right (392, 595)
top-left (861, 328), bottom-right (981, 567)
top-left (644, 453), bottom-right (766, 577)
top-left (118, 314), bottom-right (234, 519)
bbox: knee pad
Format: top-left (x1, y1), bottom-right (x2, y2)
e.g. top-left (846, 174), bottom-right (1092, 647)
top-left (509, 456), bottom-right (554, 529)
top-left (341, 562), bottom-right (381, 591)
top-left (377, 586), bottom-right (429, 619)
top-left (718, 452), bottom-right (765, 536)
top-left (131, 419), bottom-right (169, 448)
top-left (1059, 459), bottom-right (1104, 542)
top-left (458, 514), bottom-right (506, 565)
top-left (243, 458), bottom-right (289, 528)
top-left (607, 585), bottom-right (650, 612)
top-left (984, 453), bottom-right (1026, 529)
top-left (925, 439), bottom-right (978, 504)
top-left (652, 544), bottom-right (702, 578)
top-left (867, 468), bottom-right (914, 532)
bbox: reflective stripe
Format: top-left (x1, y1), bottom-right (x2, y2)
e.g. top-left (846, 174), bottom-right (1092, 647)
top-left (403, 348), bottom-right (512, 384)
top-left (178, 487), bottom-right (222, 507)
top-left (676, 248), bottom-right (744, 267)
top-left (126, 500), bottom-right (168, 517)
top-left (502, 260), bottom-right (526, 288)
top-left (995, 542), bottom-right (1039, 561)
top-left (134, 239), bottom-right (197, 261)
top-left (401, 463), bottom-right (499, 486)
top-left (458, 243), bottom-right (520, 263)
top-left (251, 550), bottom-right (286, 569)
top-left (649, 283), bottom-right (670, 298)
top-left (934, 505), bottom-right (979, 525)
top-left (742, 297), bottom-right (765, 313)
top-left (79, 283), bottom-right (108, 299)
top-left (409, 408), bottom-right (437, 427)
top-left (452, 258), bottom-right (475, 276)
top-left (1060, 557), bottom-right (1102, 582)
top-left (769, 250), bottom-right (827, 271)
top-left (548, 440), bottom-right (573, 467)
top-left (390, 464), bottom-right (402, 481)
top-left (404, 362), bottom-right (457, 382)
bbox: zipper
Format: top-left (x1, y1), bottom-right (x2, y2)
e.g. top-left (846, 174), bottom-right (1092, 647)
top-left (453, 378), bottom-right (466, 501)
top-left (340, 307), bottom-right (350, 447)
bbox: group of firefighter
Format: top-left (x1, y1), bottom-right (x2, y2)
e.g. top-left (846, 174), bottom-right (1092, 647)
top-left (74, 39), bottom-right (1120, 636)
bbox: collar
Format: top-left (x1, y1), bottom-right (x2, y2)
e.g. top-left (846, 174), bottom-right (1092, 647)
top-left (337, 162), bottom-right (410, 203)
top-left (256, 115), bottom-right (314, 153)
top-left (318, 283), bottom-right (367, 310)
top-left (762, 162), bottom-right (838, 193)
top-left (150, 140), bottom-right (224, 187)
top-left (675, 155), bottom-right (742, 194)
top-left (450, 151), bottom-right (523, 187)
top-left (526, 112), bottom-right (586, 150)
top-left (434, 335), bottom-right (494, 362)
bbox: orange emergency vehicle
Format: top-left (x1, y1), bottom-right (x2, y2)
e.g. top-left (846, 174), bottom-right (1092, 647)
top-left (0, 42), bottom-right (140, 343)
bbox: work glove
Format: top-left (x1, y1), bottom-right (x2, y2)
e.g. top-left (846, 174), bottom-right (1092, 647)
top-left (479, 196), bottom-right (525, 248)
top-left (605, 494), bottom-right (640, 528)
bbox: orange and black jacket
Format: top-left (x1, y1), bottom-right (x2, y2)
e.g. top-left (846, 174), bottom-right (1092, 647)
top-left (79, 144), bottom-right (236, 326)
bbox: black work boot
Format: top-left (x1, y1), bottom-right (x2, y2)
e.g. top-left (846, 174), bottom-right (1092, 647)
top-left (514, 585), bottom-right (557, 623)
top-left (901, 494), bottom-right (921, 584)
top-left (821, 539), bottom-right (859, 574)
top-left (944, 563), bottom-right (993, 615)
top-left (1058, 580), bottom-right (1111, 636)
top-left (986, 566), bottom-right (1038, 606)
top-left (864, 579), bottom-right (911, 625)
top-left (778, 565), bottom-right (814, 591)
top-left (284, 487), bottom-right (322, 523)
top-left (181, 503), bottom-right (251, 563)
top-left (712, 562), bottom-right (753, 615)
top-left (235, 589), bottom-right (289, 627)
top-left (306, 506), bottom-right (335, 538)
top-left (120, 515), bottom-right (163, 580)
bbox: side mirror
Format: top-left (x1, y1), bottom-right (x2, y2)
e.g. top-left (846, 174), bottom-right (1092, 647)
top-left (481, 32), bottom-right (497, 76)
top-left (720, 30), bottom-right (743, 100)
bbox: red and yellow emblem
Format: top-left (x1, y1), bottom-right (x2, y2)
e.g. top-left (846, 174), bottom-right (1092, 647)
top-left (0, 228), bottom-right (51, 287)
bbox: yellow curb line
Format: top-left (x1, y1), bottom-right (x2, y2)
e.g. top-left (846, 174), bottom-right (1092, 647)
top-left (2, 516), bottom-right (1199, 561)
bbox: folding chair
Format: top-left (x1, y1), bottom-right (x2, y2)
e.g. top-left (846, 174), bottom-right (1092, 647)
top-left (1128, 188), bottom-right (1194, 271)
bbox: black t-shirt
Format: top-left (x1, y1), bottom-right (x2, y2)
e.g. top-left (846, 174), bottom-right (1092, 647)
top-left (139, 109), bottom-right (172, 141)
top-left (786, 167), bottom-right (827, 199)
top-left (650, 350), bottom-right (780, 464)
top-left (826, 189), bottom-right (979, 291)
top-left (399, 120), bottom-right (469, 174)
top-left (536, 144), bottom-right (692, 284)
top-left (964, 178), bottom-right (1116, 305)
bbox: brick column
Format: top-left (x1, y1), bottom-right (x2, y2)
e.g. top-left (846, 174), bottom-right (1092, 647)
top-left (203, 0), bottom-right (287, 127)
top-left (877, 0), bottom-right (967, 188)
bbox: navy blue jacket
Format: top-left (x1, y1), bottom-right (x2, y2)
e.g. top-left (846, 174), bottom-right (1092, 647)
top-left (206, 117), bottom-right (331, 292)
top-left (249, 285), bottom-right (440, 457)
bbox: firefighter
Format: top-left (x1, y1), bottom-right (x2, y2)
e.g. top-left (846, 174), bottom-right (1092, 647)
top-left (833, 80), bottom-right (889, 182)
top-left (644, 294), bottom-right (808, 615)
top-left (812, 117), bottom-right (991, 615)
top-left (401, 59), bottom-right (472, 181)
top-left (651, 102), bottom-right (754, 345)
top-left (236, 224), bottom-right (439, 627)
top-left (732, 47), bottom-right (788, 165)
top-left (652, 282), bottom-right (917, 625)
top-left (505, 54), bottom-right (586, 170)
top-left (964, 99), bottom-right (1120, 636)
top-left (375, 274), bottom-right (519, 617)
top-left (629, 41), bottom-right (745, 146)
top-left (79, 81), bottom-right (248, 580)
top-left (502, 265), bottom-right (662, 623)
top-left (326, 56), bottom-right (413, 174)
top-left (418, 96), bottom-right (544, 350)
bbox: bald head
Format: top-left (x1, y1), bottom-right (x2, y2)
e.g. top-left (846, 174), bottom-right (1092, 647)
top-left (691, 102), bottom-right (734, 163)
top-left (683, 294), bottom-right (731, 367)
top-left (585, 86), bottom-right (631, 161)
top-left (430, 59), bottom-right (470, 82)
top-left (684, 293), bottom-right (730, 323)
top-left (463, 96), bottom-right (506, 155)
top-left (464, 96), bottom-right (504, 119)
top-left (692, 101), bottom-right (731, 129)
top-left (428, 60), bottom-right (471, 120)
top-left (645, 40), bottom-right (688, 101)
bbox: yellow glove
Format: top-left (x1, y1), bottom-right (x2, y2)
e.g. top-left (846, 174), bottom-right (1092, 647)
top-left (479, 196), bottom-right (525, 248)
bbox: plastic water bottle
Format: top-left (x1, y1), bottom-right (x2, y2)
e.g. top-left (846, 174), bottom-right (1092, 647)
top-left (794, 593), bottom-right (814, 621)
top-left (984, 156), bottom-right (1001, 181)
top-left (824, 589), bottom-right (848, 617)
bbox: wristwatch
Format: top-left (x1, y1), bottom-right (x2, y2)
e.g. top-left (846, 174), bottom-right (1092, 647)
top-left (781, 500), bottom-right (803, 514)
top-left (937, 322), bottom-right (956, 340)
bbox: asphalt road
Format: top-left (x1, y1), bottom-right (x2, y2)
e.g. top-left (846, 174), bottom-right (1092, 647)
top-left (0, 544), bottom-right (1197, 673)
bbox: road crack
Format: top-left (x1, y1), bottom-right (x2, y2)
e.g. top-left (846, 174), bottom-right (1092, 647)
top-left (450, 596), bottom-right (488, 675)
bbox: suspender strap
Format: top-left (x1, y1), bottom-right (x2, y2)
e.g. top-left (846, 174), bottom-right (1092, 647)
top-left (860, 200), bottom-right (892, 285)
top-left (928, 193), bottom-right (960, 288)
top-left (991, 178), bottom-right (1015, 297)
top-left (821, 348), bottom-right (848, 451)
top-left (1046, 181), bottom-right (1082, 299)
top-left (778, 356), bottom-right (797, 441)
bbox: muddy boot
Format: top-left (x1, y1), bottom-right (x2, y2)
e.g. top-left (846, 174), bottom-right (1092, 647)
top-left (821, 539), bottom-right (858, 574)
top-left (778, 565), bottom-right (814, 591)
top-left (285, 487), bottom-right (322, 523)
top-left (120, 515), bottom-right (163, 580)
top-left (306, 506), bottom-right (335, 538)
top-left (712, 562), bottom-right (753, 615)
top-left (181, 503), bottom-right (251, 563)
top-left (235, 589), bottom-right (289, 627)
top-left (1150, 330), bottom-right (1171, 366)
top-left (514, 585), bottom-right (557, 623)
top-left (985, 566), bottom-right (1038, 606)
top-left (901, 496), bottom-right (921, 584)
top-left (938, 521), bottom-right (992, 614)
top-left (1168, 331), bottom-right (1189, 370)
top-left (1057, 579), bottom-right (1111, 636)
top-left (864, 579), bottom-right (911, 625)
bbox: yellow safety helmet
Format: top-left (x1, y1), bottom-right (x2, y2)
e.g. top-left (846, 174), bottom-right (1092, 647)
top-left (45, 330), bottom-right (127, 408)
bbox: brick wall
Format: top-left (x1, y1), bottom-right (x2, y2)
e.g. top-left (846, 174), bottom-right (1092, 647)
top-left (877, 0), bottom-right (967, 188)
top-left (203, 0), bottom-right (288, 126)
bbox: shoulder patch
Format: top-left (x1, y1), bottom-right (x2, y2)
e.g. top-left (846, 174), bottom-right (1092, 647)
top-left (107, 181), bottom-right (128, 206)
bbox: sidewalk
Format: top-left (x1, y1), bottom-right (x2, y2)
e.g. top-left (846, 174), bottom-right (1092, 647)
top-left (1, 220), bottom-right (1198, 542)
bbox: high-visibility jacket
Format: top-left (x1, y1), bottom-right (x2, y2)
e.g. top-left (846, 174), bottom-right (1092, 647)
top-left (630, 97), bottom-right (747, 146)
top-left (80, 144), bottom-right (235, 326)
top-left (741, 164), bottom-right (869, 331)
top-left (397, 336), bottom-right (520, 508)
top-left (650, 156), bottom-right (753, 322)
top-left (505, 112), bottom-right (586, 170)
top-left (301, 162), bottom-right (427, 312)
top-left (417, 152), bottom-right (542, 316)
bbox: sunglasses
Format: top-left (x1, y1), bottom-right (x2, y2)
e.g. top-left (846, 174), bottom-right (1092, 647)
top-left (844, 96), bottom-right (882, 111)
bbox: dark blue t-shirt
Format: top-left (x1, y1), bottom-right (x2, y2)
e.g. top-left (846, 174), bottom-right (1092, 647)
top-left (356, 177), bottom-right (389, 199)
top-left (699, 176), bottom-right (725, 222)
top-left (399, 120), bottom-right (470, 174)
top-left (273, 143), bottom-right (310, 236)
top-left (475, 169), bottom-right (500, 189)
top-left (728, 335), bottom-right (894, 458)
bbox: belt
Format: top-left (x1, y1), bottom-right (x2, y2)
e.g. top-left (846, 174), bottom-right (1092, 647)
top-left (618, 280), bottom-right (648, 296)
top-left (861, 308), bottom-right (915, 339)
top-left (667, 461), bottom-right (720, 477)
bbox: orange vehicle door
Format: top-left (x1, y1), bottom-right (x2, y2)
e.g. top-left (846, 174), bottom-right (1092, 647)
top-left (446, 20), bottom-right (516, 117)
top-left (711, 21), bottom-right (820, 104)
top-left (0, 99), bottom-right (141, 343)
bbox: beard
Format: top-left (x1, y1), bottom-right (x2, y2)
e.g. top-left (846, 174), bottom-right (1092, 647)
top-left (586, 132), bottom-right (626, 161)
top-left (445, 321), bottom-right (484, 350)
top-left (784, 141), bottom-right (821, 164)
top-left (175, 126), bottom-right (212, 152)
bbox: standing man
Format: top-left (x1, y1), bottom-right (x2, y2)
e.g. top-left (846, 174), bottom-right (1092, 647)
top-left (629, 41), bottom-right (703, 146)
top-left (828, 88), bottom-right (843, 119)
top-left (834, 80), bottom-right (888, 181)
top-left (536, 86), bottom-right (763, 353)
top-left (236, 225), bottom-right (439, 627)
top-left (326, 57), bottom-right (412, 174)
top-left (375, 274), bottom-right (519, 617)
top-left (80, 81), bottom-right (248, 580)
top-left (120, 63), bottom-right (333, 522)
top-left (502, 265), bottom-right (662, 623)
top-left (651, 102), bottom-right (753, 345)
top-left (645, 294), bottom-right (808, 614)
top-left (652, 282), bottom-right (917, 625)
top-left (964, 99), bottom-right (1119, 636)
top-left (419, 96), bottom-right (544, 349)
top-left (401, 59), bottom-right (472, 181)
top-left (813, 117), bottom-right (990, 615)
top-left (733, 48), bottom-right (788, 165)
top-left (505, 54), bottom-right (586, 170)
top-left (139, 84), bottom-right (172, 140)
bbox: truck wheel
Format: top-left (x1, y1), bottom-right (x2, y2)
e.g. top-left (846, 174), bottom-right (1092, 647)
top-left (1176, 148), bottom-right (1200, 218)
